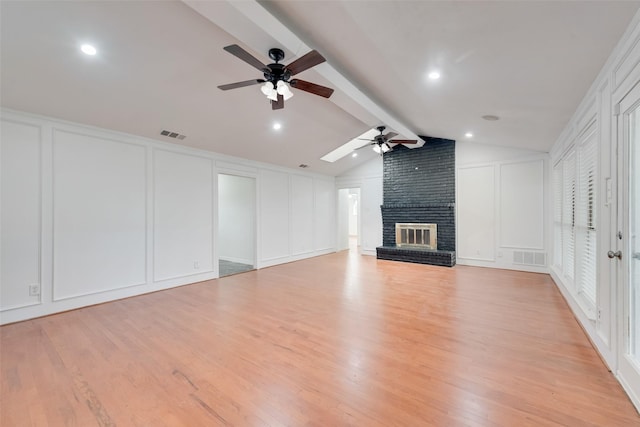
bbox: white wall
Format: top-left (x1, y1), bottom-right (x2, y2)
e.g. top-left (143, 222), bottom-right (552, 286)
top-left (0, 109), bottom-right (336, 324)
top-left (456, 142), bottom-right (548, 272)
top-left (289, 175), bottom-right (314, 257)
top-left (348, 189), bottom-right (359, 236)
top-left (218, 174), bottom-right (255, 265)
top-left (53, 130), bottom-right (147, 299)
top-left (337, 189), bottom-right (349, 251)
top-left (1, 119), bottom-right (41, 311)
top-left (155, 150), bottom-right (214, 280)
top-left (457, 165), bottom-right (495, 261)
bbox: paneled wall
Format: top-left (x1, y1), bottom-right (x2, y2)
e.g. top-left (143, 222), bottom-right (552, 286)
top-left (457, 165), bottom-right (495, 261)
top-left (456, 145), bottom-right (547, 273)
top-left (1, 120), bottom-right (41, 311)
top-left (52, 130), bottom-right (148, 299)
top-left (0, 110), bottom-right (335, 324)
top-left (154, 150), bottom-right (214, 280)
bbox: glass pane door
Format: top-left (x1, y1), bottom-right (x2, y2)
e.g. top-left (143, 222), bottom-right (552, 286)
top-left (618, 82), bottom-right (640, 397)
top-left (629, 102), bottom-right (640, 362)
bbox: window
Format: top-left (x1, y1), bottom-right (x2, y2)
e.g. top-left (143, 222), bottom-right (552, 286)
top-left (553, 123), bottom-right (599, 317)
top-left (553, 162), bottom-right (563, 268)
top-left (562, 151), bottom-right (576, 282)
top-left (576, 128), bottom-right (598, 306)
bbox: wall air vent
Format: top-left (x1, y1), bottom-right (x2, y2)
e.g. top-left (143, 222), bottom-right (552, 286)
top-left (160, 130), bottom-right (186, 140)
top-left (513, 251), bottom-right (546, 267)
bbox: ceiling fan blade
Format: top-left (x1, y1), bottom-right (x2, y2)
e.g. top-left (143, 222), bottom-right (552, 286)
top-left (290, 79), bottom-right (334, 98)
top-left (271, 94), bottom-right (284, 110)
top-left (286, 50), bottom-right (326, 75)
top-left (357, 138), bottom-right (374, 141)
top-left (383, 132), bottom-right (398, 140)
top-left (223, 44), bottom-right (267, 72)
top-left (218, 79), bottom-right (265, 91)
top-left (389, 139), bottom-right (419, 144)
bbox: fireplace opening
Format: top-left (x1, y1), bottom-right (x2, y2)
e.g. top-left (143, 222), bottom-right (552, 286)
top-left (396, 223), bottom-right (437, 250)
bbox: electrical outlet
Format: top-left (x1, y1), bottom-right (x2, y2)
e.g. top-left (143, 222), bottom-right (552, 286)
top-left (29, 284), bottom-right (40, 296)
top-left (193, 261), bottom-right (200, 269)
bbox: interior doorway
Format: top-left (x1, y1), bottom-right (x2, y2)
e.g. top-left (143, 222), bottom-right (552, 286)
top-left (218, 173), bottom-right (256, 277)
top-left (338, 188), bottom-right (361, 252)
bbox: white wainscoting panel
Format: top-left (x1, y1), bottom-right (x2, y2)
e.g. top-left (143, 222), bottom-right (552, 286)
top-left (360, 177), bottom-right (383, 255)
top-left (154, 149), bottom-right (213, 281)
top-left (1, 119), bottom-right (41, 311)
top-left (458, 165), bottom-right (496, 261)
top-left (290, 175), bottom-right (314, 255)
top-left (500, 160), bottom-right (544, 250)
top-left (259, 169), bottom-right (290, 262)
top-left (52, 130), bottom-right (147, 300)
top-left (314, 179), bottom-right (335, 251)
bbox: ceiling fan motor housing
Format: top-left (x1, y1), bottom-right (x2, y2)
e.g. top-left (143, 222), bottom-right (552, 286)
top-left (263, 63), bottom-right (291, 86)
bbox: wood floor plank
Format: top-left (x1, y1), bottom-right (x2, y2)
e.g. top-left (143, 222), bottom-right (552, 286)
top-left (2, 251), bottom-right (639, 426)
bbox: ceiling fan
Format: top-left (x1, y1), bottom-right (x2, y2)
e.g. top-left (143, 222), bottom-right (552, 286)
top-left (217, 44), bottom-right (334, 110)
top-left (359, 126), bottom-right (418, 154)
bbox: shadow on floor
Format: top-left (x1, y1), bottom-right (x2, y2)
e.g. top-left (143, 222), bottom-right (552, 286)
top-left (219, 259), bottom-right (254, 277)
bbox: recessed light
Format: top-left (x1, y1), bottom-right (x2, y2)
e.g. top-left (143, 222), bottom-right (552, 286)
top-left (465, 132), bottom-right (473, 138)
top-left (273, 122), bottom-right (282, 130)
top-left (482, 115), bottom-right (500, 121)
top-left (428, 71), bottom-right (441, 80)
top-left (81, 44), bottom-right (97, 56)
top-left (352, 152), bottom-right (358, 158)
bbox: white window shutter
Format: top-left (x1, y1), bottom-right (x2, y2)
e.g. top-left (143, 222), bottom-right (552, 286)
top-left (577, 132), bottom-right (598, 306)
top-left (553, 162), bottom-right (563, 268)
top-left (562, 151), bottom-right (576, 282)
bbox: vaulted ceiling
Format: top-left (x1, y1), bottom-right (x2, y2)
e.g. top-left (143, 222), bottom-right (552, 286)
top-left (2, 1), bottom-right (638, 175)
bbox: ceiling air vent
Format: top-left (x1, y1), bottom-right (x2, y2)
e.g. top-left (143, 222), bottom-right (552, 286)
top-left (299, 164), bottom-right (309, 168)
top-left (160, 130), bottom-right (186, 140)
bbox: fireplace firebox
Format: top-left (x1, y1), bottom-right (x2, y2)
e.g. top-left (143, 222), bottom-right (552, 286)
top-left (395, 223), bottom-right (437, 250)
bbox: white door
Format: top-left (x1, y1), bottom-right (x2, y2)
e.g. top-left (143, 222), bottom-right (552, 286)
top-left (617, 81), bottom-right (640, 399)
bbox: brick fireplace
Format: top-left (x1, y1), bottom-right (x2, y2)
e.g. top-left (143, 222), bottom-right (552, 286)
top-left (376, 136), bottom-right (456, 267)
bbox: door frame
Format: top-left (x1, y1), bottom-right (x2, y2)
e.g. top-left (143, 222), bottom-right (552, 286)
top-left (215, 170), bottom-right (258, 275)
top-left (614, 80), bottom-right (640, 407)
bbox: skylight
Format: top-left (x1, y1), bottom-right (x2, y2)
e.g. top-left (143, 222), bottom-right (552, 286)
top-left (320, 128), bottom-right (381, 163)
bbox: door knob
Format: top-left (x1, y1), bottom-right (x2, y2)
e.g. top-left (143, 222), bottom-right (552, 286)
top-left (608, 250), bottom-right (622, 259)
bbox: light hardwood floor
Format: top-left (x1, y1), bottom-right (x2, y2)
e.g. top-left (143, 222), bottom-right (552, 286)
top-left (2, 250), bottom-right (639, 426)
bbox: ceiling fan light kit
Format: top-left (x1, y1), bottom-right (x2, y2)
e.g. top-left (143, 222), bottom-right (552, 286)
top-left (276, 80), bottom-right (293, 100)
top-left (218, 44), bottom-right (334, 110)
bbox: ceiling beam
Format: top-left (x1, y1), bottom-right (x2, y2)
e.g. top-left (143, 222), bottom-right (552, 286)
top-left (183, 0), bottom-right (423, 146)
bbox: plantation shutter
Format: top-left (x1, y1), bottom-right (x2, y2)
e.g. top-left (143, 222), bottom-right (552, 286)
top-left (577, 133), bottom-right (598, 305)
top-left (553, 162), bottom-right (563, 268)
top-left (562, 151), bottom-right (576, 282)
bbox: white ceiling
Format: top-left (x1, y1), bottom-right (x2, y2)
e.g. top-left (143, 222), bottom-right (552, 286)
top-left (1, 1), bottom-right (638, 176)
